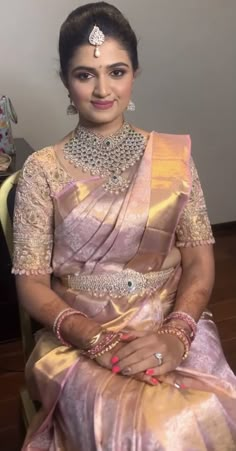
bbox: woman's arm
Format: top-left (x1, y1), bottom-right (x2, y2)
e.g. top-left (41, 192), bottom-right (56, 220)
top-left (15, 274), bottom-right (101, 348)
top-left (174, 244), bottom-right (215, 320)
top-left (13, 153), bottom-right (101, 348)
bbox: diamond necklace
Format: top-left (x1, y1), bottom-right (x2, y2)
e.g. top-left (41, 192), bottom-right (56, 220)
top-left (63, 122), bottom-right (146, 194)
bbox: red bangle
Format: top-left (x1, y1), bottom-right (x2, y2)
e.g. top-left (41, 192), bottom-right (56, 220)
top-left (164, 312), bottom-right (197, 341)
top-left (157, 325), bottom-right (191, 360)
top-left (83, 331), bottom-right (122, 359)
top-left (53, 308), bottom-right (88, 347)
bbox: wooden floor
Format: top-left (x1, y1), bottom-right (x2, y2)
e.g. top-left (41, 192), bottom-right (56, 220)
top-left (0, 228), bottom-right (236, 451)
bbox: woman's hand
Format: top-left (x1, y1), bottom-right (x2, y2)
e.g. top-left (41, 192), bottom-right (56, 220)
top-left (110, 332), bottom-right (185, 378)
top-left (94, 340), bottom-right (160, 386)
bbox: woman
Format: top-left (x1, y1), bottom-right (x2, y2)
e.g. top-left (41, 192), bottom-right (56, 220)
top-left (13, 2), bottom-right (236, 450)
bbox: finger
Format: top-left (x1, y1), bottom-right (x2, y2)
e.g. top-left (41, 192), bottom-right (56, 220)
top-left (113, 350), bottom-right (151, 373)
top-left (120, 330), bottom-right (148, 342)
top-left (116, 356), bottom-right (157, 375)
top-left (116, 350), bottom-right (175, 375)
top-left (115, 336), bottom-right (153, 361)
top-left (150, 363), bottom-right (178, 377)
top-left (142, 376), bottom-right (160, 386)
top-left (120, 333), bottom-right (137, 342)
top-left (113, 347), bottom-right (175, 376)
top-left (158, 372), bottom-right (187, 390)
top-left (115, 355), bottom-right (172, 376)
top-left (132, 372), bottom-right (160, 386)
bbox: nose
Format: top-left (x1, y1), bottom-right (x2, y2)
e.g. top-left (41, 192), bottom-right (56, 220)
top-left (93, 75), bottom-right (111, 98)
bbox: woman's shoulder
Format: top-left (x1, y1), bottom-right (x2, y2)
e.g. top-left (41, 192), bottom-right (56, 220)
top-left (19, 146), bottom-right (57, 186)
top-left (25, 145), bottom-right (56, 168)
top-left (134, 126), bottom-right (190, 142)
top-left (151, 130), bottom-right (191, 152)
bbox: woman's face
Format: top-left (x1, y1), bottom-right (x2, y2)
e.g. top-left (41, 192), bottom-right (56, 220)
top-left (66, 38), bottom-right (136, 128)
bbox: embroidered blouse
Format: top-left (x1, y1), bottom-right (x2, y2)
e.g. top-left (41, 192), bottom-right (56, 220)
top-left (12, 147), bottom-right (215, 275)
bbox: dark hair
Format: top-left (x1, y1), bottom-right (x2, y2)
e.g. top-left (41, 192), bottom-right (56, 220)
top-left (59, 2), bottom-right (139, 80)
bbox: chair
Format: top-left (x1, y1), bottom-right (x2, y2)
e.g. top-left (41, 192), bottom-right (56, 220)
top-left (0, 171), bottom-right (37, 431)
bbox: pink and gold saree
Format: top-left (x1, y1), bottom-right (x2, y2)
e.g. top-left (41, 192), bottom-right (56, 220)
top-left (13, 131), bottom-right (236, 450)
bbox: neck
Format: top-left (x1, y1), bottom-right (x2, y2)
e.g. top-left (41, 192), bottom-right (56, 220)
top-left (77, 116), bottom-right (126, 137)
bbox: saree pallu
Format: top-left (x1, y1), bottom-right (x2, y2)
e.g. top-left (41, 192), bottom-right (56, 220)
top-left (21, 133), bottom-right (236, 450)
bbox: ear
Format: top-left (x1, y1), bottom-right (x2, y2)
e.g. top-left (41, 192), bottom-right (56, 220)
top-left (133, 68), bottom-right (141, 80)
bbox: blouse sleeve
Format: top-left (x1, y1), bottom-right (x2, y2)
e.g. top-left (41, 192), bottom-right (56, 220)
top-left (175, 157), bottom-right (215, 247)
top-left (12, 153), bottom-right (54, 275)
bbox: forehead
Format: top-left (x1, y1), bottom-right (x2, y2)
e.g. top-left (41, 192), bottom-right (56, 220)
top-left (69, 38), bottom-right (132, 69)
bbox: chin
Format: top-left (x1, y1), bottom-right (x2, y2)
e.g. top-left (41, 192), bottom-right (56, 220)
top-left (84, 111), bottom-right (123, 125)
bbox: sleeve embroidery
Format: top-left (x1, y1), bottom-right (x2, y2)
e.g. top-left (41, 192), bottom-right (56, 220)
top-left (176, 157), bottom-right (215, 248)
top-left (12, 153), bottom-right (54, 275)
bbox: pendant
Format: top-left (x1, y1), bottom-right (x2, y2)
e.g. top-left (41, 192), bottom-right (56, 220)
top-left (103, 174), bottom-right (131, 194)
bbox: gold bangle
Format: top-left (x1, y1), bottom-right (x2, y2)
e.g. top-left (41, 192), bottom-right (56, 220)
top-left (157, 326), bottom-right (190, 360)
top-left (90, 338), bottom-right (121, 359)
top-left (83, 329), bottom-right (104, 350)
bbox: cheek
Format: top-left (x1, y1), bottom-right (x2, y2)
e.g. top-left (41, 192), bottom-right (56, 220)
top-left (116, 80), bottom-right (133, 99)
top-left (69, 81), bottom-right (92, 102)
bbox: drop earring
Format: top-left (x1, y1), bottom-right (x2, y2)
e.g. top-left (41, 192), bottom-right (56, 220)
top-left (127, 100), bottom-right (135, 112)
top-left (66, 95), bottom-right (77, 115)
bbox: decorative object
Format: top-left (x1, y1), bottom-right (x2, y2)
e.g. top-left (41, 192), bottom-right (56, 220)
top-left (53, 308), bottom-right (88, 346)
top-left (0, 153), bottom-right (11, 172)
top-left (157, 326), bottom-right (191, 360)
top-left (67, 98), bottom-right (77, 115)
top-left (127, 100), bottom-right (135, 111)
top-left (88, 25), bottom-right (105, 57)
top-left (0, 95), bottom-right (18, 155)
top-left (164, 311), bottom-right (197, 341)
top-left (63, 122), bottom-right (146, 194)
top-left (154, 352), bottom-right (163, 366)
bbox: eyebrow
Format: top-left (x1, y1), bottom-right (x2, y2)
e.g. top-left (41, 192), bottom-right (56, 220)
top-left (72, 62), bottom-right (130, 73)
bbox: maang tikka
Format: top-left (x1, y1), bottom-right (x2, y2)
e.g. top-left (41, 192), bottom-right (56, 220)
top-left (89, 25), bottom-right (105, 57)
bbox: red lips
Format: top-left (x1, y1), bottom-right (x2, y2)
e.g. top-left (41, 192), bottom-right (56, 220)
top-left (91, 100), bottom-right (114, 110)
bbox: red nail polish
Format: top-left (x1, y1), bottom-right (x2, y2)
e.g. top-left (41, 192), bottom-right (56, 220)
top-left (111, 356), bottom-right (119, 365)
top-left (112, 365), bottom-right (121, 374)
top-left (146, 369), bottom-right (154, 376)
top-left (120, 334), bottom-right (134, 341)
top-left (151, 377), bottom-right (159, 385)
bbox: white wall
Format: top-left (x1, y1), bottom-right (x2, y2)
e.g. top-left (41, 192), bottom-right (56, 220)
top-left (1, 0), bottom-right (236, 223)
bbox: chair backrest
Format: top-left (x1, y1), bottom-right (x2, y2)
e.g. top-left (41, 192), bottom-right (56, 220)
top-left (0, 171), bottom-right (35, 362)
top-left (0, 171), bottom-right (20, 255)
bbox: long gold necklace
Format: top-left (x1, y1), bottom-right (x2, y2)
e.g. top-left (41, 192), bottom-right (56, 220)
top-left (63, 122), bottom-right (146, 194)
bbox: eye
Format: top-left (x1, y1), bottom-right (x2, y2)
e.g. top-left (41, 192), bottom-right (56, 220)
top-left (111, 69), bottom-right (126, 78)
top-left (76, 72), bottom-right (93, 81)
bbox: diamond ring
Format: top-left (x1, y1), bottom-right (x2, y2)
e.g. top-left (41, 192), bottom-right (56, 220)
top-left (154, 352), bottom-right (163, 366)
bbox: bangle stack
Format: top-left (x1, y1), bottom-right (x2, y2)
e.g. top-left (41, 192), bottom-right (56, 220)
top-left (157, 325), bottom-right (191, 360)
top-left (53, 308), bottom-right (88, 347)
top-left (83, 330), bottom-right (122, 359)
top-left (83, 330), bottom-right (104, 350)
top-left (164, 311), bottom-right (197, 342)
top-left (53, 308), bottom-right (121, 357)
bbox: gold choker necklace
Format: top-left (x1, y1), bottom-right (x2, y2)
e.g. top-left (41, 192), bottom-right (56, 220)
top-left (63, 122), bottom-right (146, 194)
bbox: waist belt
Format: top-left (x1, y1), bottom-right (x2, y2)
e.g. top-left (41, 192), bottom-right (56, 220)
top-left (63, 268), bottom-right (174, 298)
